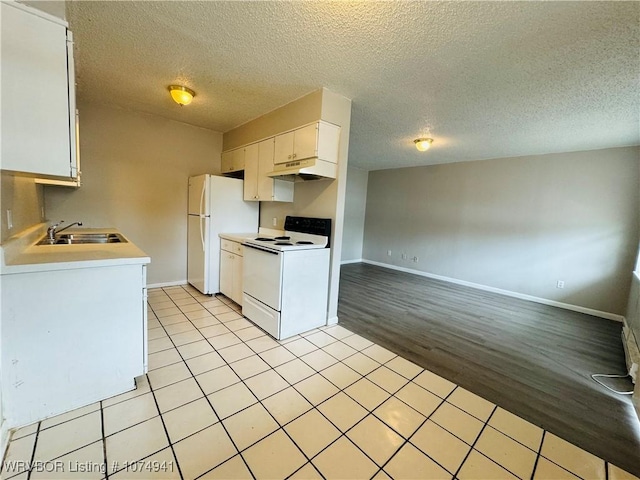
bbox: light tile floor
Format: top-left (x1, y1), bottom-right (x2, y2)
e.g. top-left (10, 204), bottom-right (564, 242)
top-left (3, 284), bottom-right (639, 480)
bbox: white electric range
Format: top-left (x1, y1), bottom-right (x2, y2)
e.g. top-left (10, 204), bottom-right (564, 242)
top-left (242, 216), bottom-right (331, 340)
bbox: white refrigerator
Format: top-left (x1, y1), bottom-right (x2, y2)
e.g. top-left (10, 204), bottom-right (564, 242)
top-left (188, 174), bottom-right (259, 294)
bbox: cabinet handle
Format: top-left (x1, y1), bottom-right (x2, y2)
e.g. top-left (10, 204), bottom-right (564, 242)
top-left (287, 154), bottom-right (292, 160)
top-left (292, 153), bottom-right (297, 159)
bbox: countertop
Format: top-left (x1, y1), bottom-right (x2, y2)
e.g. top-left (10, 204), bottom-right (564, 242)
top-left (219, 232), bottom-right (258, 243)
top-left (219, 228), bottom-right (285, 244)
top-left (0, 223), bottom-right (150, 274)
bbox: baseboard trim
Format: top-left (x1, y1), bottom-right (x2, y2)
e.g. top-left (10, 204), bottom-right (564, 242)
top-left (1, 423), bottom-right (9, 468)
top-left (147, 280), bottom-right (188, 289)
top-left (361, 260), bottom-right (624, 322)
top-left (341, 259), bottom-right (363, 265)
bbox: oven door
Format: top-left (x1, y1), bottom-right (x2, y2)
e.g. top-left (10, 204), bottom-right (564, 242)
top-left (242, 244), bottom-right (283, 311)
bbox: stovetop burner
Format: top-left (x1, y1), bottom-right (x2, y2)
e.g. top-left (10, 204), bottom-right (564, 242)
top-left (244, 217), bottom-right (331, 252)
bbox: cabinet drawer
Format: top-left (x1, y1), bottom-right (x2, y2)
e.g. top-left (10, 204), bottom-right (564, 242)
top-left (221, 239), bottom-right (242, 255)
top-left (221, 239), bottom-right (232, 252)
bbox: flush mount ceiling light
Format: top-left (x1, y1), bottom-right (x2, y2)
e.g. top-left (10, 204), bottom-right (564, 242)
top-left (414, 138), bottom-right (433, 152)
top-left (168, 85), bottom-right (195, 106)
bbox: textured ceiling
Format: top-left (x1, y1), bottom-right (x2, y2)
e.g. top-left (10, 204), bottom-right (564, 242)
top-left (66, 1), bottom-right (639, 171)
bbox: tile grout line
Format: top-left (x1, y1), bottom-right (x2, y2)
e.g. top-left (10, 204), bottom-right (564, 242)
top-left (147, 372), bottom-right (185, 480)
top-left (529, 430), bottom-right (546, 480)
top-left (157, 286), bottom-right (509, 479)
top-left (157, 287), bottom-right (258, 480)
top-left (159, 286), bottom-right (474, 477)
top-left (151, 286), bottom-right (604, 480)
top-left (294, 358), bottom-right (435, 474)
top-left (174, 290), bottom-right (356, 477)
top-left (4, 284), bottom-right (614, 480)
top-left (452, 404), bottom-right (498, 479)
top-left (374, 385), bottom-right (458, 478)
top-left (452, 404), bottom-right (541, 480)
top-left (100, 401), bottom-right (109, 480)
top-left (25, 421), bottom-right (40, 480)
top-left (535, 433), bottom-right (600, 480)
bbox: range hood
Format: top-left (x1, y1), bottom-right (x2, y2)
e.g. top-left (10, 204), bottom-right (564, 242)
top-left (266, 158), bottom-right (337, 182)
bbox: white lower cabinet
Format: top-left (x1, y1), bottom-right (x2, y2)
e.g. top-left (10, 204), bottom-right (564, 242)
top-left (220, 240), bottom-right (244, 305)
top-left (0, 263), bottom-right (147, 429)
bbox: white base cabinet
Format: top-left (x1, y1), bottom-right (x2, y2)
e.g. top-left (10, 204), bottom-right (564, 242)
top-left (220, 239), bottom-right (244, 305)
top-left (1, 263), bottom-right (147, 429)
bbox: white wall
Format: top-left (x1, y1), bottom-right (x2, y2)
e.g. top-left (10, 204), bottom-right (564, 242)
top-left (44, 102), bottom-right (223, 285)
top-left (0, 174), bottom-right (44, 243)
top-left (363, 146), bottom-right (640, 316)
top-left (18, 1), bottom-right (65, 20)
top-left (341, 166), bottom-right (368, 262)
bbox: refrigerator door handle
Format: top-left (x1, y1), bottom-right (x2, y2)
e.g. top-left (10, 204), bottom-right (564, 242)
top-left (199, 176), bottom-right (207, 251)
top-left (199, 178), bottom-right (206, 216)
top-left (200, 216), bottom-right (205, 252)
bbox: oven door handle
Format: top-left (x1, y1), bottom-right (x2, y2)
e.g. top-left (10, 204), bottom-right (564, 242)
top-left (243, 243), bottom-right (281, 255)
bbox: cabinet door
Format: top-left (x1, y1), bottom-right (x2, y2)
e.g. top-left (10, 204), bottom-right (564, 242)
top-left (219, 251), bottom-right (233, 298)
top-left (293, 123), bottom-right (318, 161)
top-left (221, 148), bottom-right (245, 173)
top-left (1, 3), bottom-right (72, 177)
top-left (232, 148), bottom-right (246, 171)
top-left (243, 143), bottom-right (260, 201)
top-left (221, 150), bottom-right (234, 173)
top-left (232, 253), bottom-right (244, 305)
top-left (274, 130), bottom-right (295, 164)
top-left (257, 138), bottom-right (276, 200)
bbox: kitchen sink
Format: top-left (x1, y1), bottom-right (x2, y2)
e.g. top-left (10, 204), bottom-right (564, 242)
top-left (37, 233), bottom-right (128, 245)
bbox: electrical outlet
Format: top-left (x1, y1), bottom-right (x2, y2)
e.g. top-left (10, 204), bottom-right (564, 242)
top-left (401, 253), bottom-right (407, 260)
top-left (412, 256), bottom-right (419, 263)
top-left (387, 250), bottom-right (392, 257)
top-left (272, 217), bottom-right (277, 227)
top-left (557, 280), bottom-right (565, 289)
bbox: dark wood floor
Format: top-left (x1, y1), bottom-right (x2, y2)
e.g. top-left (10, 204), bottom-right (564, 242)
top-left (338, 263), bottom-right (640, 476)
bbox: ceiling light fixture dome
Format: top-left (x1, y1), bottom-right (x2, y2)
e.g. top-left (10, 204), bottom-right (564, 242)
top-left (414, 138), bottom-right (433, 152)
top-left (168, 85), bottom-right (195, 106)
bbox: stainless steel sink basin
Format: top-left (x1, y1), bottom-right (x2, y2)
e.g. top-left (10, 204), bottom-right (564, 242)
top-left (37, 233), bottom-right (127, 245)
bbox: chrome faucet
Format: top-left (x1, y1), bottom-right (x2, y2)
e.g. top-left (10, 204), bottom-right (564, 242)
top-left (47, 221), bottom-right (83, 241)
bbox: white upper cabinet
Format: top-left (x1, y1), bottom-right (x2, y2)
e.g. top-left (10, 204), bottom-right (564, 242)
top-left (244, 138), bottom-right (293, 202)
top-left (221, 147), bottom-right (245, 174)
top-left (1, 2), bottom-right (77, 179)
top-left (273, 121), bottom-right (340, 165)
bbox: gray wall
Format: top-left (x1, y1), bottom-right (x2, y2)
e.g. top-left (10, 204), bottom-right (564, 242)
top-left (363, 146), bottom-right (640, 315)
top-left (45, 101), bottom-right (223, 285)
top-left (341, 166), bottom-right (368, 262)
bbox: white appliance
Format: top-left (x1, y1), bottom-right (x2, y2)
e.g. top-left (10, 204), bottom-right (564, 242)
top-left (188, 174), bottom-right (258, 294)
top-left (242, 216), bottom-right (331, 340)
